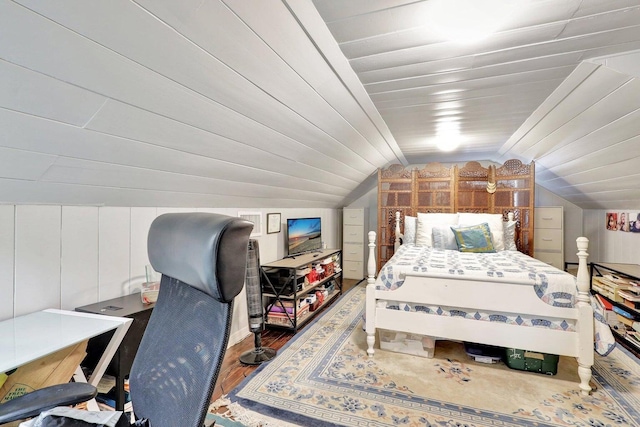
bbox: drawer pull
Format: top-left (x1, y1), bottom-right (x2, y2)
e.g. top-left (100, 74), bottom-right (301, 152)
top-left (542, 217), bottom-right (553, 220)
top-left (542, 238), bottom-right (553, 241)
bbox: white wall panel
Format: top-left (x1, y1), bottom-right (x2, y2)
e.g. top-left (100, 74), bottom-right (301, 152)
top-left (0, 205), bottom-right (15, 321)
top-left (583, 209), bottom-right (602, 262)
top-left (98, 207), bottom-right (130, 301)
top-left (536, 123), bottom-right (640, 182)
top-left (138, 0), bottom-right (390, 165)
top-left (0, 178), bottom-right (333, 209)
top-left (0, 60), bottom-right (105, 126)
top-left (0, 109), bottom-right (351, 195)
top-left (156, 208), bottom-right (195, 216)
top-left (129, 208), bottom-right (157, 295)
top-left (0, 147), bottom-right (56, 180)
top-left (61, 206), bottom-right (98, 310)
top-left (39, 158), bottom-right (345, 203)
top-left (585, 208), bottom-right (640, 264)
top-left (522, 78), bottom-right (640, 159)
top-left (3, 204), bottom-right (339, 347)
top-left (5, 0), bottom-right (378, 175)
top-left (14, 205), bottom-right (61, 316)
top-left (85, 101), bottom-right (357, 189)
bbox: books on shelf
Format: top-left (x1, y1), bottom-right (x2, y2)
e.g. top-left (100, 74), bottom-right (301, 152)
top-left (594, 293), bottom-right (613, 310)
top-left (267, 305), bottom-right (310, 326)
top-left (594, 293), bottom-right (619, 326)
top-left (624, 330), bottom-right (640, 349)
top-left (613, 305), bottom-right (635, 319)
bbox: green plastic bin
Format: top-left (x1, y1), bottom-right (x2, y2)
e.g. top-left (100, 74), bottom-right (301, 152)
top-left (505, 348), bottom-right (559, 375)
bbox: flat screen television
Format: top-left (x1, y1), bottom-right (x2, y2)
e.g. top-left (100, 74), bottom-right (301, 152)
top-left (286, 217), bottom-right (322, 256)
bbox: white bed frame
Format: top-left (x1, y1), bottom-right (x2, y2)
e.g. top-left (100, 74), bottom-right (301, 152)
top-left (364, 213), bottom-right (594, 395)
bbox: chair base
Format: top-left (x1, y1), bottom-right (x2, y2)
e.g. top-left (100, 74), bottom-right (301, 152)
top-left (239, 347), bottom-right (277, 365)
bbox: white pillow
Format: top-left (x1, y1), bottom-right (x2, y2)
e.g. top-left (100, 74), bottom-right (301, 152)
top-left (403, 216), bottom-right (417, 245)
top-left (432, 225), bottom-right (458, 250)
top-left (416, 213), bottom-right (459, 247)
top-left (457, 213), bottom-right (505, 251)
top-left (503, 220), bottom-right (517, 251)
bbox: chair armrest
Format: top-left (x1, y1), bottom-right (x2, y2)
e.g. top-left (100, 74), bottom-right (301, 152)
top-left (0, 382), bottom-right (97, 424)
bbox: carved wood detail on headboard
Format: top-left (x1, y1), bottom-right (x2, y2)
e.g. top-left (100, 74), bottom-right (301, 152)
top-left (377, 160), bottom-right (535, 271)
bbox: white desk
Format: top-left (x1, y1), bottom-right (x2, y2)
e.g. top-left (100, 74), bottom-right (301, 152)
top-left (0, 309), bottom-right (132, 410)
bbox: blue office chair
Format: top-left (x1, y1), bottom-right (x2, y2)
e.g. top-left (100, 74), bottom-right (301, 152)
top-left (0, 213), bottom-right (253, 427)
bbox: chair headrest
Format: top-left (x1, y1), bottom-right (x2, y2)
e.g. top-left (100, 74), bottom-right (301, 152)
top-left (147, 213), bottom-right (253, 302)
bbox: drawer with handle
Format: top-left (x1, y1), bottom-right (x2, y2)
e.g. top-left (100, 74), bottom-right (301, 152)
top-left (343, 210), bottom-right (364, 226)
top-left (342, 242), bottom-right (364, 260)
top-left (534, 209), bottom-right (562, 229)
top-left (534, 229), bottom-right (562, 251)
top-left (343, 225), bottom-right (363, 243)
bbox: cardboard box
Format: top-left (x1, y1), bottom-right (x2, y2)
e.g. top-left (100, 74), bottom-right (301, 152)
top-left (0, 340), bottom-right (88, 404)
top-left (379, 329), bottom-right (436, 358)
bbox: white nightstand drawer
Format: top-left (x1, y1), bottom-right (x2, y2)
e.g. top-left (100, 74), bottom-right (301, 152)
top-left (343, 225), bottom-right (363, 243)
top-left (534, 229), bottom-right (562, 251)
top-left (533, 228), bottom-right (562, 252)
top-left (343, 260), bottom-right (364, 279)
top-left (534, 207), bottom-right (562, 229)
top-left (342, 242), bottom-right (364, 261)
top-left (343, 209), bottom-right (364, 226)
top-left (534, 251), bottom-right (564, 270)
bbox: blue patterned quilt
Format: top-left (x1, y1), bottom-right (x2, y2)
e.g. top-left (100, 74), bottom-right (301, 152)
top-left (378, 244), bottom-right (577, 307)
top-left (376, 244), bottom-right (615, 356)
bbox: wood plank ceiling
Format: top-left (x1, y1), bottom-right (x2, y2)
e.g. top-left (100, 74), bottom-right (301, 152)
top-left (0, 0), bottom-right (403, 208)
top-left (2, 0), bottom-right (640, 209)
top-left (314, 0), bottom-right (640, 209)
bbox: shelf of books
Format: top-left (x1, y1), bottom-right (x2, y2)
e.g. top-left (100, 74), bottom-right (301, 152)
top-left (591, 263), bottom-right (640, 357)
top-left (261, 250), bottom-right (342, 332)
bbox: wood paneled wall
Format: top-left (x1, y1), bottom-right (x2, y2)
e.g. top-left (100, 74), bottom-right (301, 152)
top-left (0, 205), bottom-right (340, 346)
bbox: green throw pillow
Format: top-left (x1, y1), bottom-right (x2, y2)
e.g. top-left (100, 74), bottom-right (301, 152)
top-left (451, 223), bottom-right (496, 253)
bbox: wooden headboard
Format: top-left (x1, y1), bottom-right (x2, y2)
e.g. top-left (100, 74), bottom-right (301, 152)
top-left (377, 159), bottom-right (535, 271)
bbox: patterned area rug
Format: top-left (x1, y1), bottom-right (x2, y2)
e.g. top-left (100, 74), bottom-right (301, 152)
top-left (221, 284), bottom-right (640, 426)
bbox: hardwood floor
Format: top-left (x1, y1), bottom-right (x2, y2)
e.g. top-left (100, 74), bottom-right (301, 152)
top-left (211, 278), bottom-right (362, 402)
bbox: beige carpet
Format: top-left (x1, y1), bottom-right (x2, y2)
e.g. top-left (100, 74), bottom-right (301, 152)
top-left (215, 284), bottom-right (640, 426)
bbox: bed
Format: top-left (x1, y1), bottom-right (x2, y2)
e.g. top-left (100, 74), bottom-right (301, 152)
top-left (364, 211), bottom-right (615, 396)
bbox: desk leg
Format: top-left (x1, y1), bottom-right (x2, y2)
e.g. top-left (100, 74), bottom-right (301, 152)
top-left (73, 366), bottom-right (100, 411)
top-left (87, 321), bottom-right (131, 388)
top-left (115, 375), bottom-right (125, 411)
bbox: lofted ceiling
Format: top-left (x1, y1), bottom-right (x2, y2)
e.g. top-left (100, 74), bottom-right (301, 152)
top-left (1, 0), bottom-right (640, 209)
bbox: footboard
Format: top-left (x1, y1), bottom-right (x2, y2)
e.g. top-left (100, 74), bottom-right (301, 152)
top-left (364, 231), bottom-right (594, 395)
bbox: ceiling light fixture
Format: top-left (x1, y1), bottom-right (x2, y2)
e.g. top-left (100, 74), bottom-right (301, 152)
top-left (434, 118), bottom-right (462, 152)
top-left (427, 0), bottom-right (518, 43)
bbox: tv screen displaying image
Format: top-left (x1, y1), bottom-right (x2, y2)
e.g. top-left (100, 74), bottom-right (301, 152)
top-left (287, 217), bottom-right (321, 256)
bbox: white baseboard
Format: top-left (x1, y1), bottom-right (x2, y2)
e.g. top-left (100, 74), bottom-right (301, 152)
top-left (228, 326), bottom-right (251, 348)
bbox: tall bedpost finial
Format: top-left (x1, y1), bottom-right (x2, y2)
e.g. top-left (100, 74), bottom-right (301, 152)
top-left (576, 237), bottom-right (590, 304)
top-left (394, 211), bottom-right (401, 251)
top-left (574, 236), bottom-right (593, 395)
top-left (367, 231), bottom-right (377, 283)
top-left (366, 231), bottom-right (377, 356)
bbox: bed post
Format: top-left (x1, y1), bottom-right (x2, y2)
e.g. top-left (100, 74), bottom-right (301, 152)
top-left (575, 237), bottom-right (594, 395)
top-left (394, 211), bottom-right (401, 251)
top-left (366, 231), bottom-right (377, 356)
